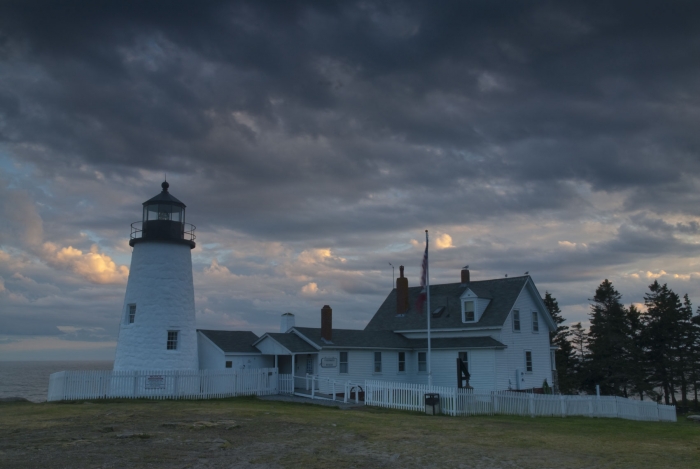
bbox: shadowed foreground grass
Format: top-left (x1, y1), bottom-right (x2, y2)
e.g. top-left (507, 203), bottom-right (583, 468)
top-left (0, 397), bottom-right (698, 468)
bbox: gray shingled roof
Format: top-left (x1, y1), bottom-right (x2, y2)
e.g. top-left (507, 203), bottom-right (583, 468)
top-left (198, 330), bottom-right (260, 354)
top-left (364, 276), bottom-right (530, 332)
top-left (293, 327), bottom-right (415, 349)
top-left (262, 333), bottom-right (319, 353)
top-left (408, 337), bottom-right (506, 349)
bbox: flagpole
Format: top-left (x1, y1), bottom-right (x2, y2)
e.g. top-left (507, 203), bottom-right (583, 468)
top-left (425, 229), bottom-right (432, 388)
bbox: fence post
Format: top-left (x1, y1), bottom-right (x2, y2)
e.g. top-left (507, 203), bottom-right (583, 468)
top-left (560, 395), bottom-right (566, 418)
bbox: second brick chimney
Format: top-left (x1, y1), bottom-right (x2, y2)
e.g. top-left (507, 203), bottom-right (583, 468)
top-left (461, 266), bottom-right (470, 283)
top-left (396, 265), bottom-right (409, 314)
top-left (321, 305), bottom-right (332, 342)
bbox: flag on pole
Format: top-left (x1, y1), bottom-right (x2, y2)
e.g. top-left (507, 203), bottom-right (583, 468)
top-left (416, 237), bottom-right (428, 313)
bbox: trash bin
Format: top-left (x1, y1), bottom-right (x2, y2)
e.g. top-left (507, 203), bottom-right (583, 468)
top-left (425, 393), bottom-right (440, 415)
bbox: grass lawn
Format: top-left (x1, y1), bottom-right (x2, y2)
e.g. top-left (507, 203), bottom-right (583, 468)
top-left (0, 397), bottom-right (698, 468)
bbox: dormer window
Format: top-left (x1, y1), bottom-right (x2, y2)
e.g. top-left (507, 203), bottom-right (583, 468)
top-left (460, 288), bottom-right (489, 323)
top-left (463, 300), bottom-right (475, 322)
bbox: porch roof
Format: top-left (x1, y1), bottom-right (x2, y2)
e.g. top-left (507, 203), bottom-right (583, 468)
top-left (293, 327), bottom-right (414, 349)
top-left (409, 336), bottom-right (506, 349)
top-left (198, 329), bottom-right (260, 354)
top-left (255, 332), bottom-right (319, 354)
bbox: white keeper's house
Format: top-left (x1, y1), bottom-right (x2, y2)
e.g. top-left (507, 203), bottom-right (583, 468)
top-left (115, 183), bottom-right (558, 393)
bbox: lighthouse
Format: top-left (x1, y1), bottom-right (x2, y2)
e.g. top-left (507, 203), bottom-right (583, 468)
top-left (113, 181), bottom-right (198, 371)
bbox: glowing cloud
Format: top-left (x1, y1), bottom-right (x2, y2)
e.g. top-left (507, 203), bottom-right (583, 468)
top-left (42, 242), bottom-right (129, 284)
top-left (435, 233), bottom-right (454, 249)
top-left (301, 282), bottom-right (320, 295)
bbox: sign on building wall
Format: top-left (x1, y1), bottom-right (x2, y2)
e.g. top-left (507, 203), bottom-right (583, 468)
top-left (320, 357), bottom-right (337, 368)
top-left (146, 375), bottom-right (166, 389)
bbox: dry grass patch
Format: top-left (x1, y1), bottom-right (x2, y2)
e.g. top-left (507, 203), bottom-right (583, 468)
top-left (0, 397), bottom-right (697, 468)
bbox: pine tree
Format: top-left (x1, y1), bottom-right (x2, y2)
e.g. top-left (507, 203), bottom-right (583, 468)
top-left (587, 279), bottom-right (632, 396)
top-left (642, 281), bottom-right (687, 405)
top-left (543, 292), bottom-right (577, 393)
top-left (570, 322), bottom-right (587, 391)
top-left (625, 304), bottom-right (652, 399)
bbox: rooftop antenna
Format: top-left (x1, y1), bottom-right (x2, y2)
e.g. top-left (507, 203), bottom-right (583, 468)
top-left (389, 262), bottom-right (395, 289)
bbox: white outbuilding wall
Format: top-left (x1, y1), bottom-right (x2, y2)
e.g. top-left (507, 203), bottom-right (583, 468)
top-left (114, 242), bottom-right (198, 371)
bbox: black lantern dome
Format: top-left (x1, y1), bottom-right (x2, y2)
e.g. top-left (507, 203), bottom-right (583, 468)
top-left (129, 181), bottom-right (196, 248)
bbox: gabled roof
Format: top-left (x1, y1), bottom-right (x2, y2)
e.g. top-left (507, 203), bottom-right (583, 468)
top-left (198, 330), bottom-right (260, 354)
top-left (255, 332), bottom-right (319, 353)
top-left (293, 327), bottom-right (415, 349)
top-left (365, 276), bottom-right (534, 332)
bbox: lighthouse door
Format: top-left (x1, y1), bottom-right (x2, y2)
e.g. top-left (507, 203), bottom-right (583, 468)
top-left (306, 355), bottom-right (313, 375)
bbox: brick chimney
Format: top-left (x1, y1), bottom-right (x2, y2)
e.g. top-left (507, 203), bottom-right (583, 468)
top-left (461, 266), bottom-right (470, 283)
top-left (321, 305), bottom-right (332, 342)
top-left (396, 265), bottom-right (409, 314)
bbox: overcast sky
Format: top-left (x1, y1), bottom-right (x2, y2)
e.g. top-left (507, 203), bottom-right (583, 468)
top-left (2, 1), bottom-right (700, 360)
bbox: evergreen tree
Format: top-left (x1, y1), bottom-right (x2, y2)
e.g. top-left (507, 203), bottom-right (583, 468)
top-left (642, 281), bottom-right (688, 405)
top-left (692, 308), bottom-right (700, 409)
top-left (570, 322), bottom-right (587, 391)
top-left (587, 279), bottom-right (632, 396)
top-left (543, 292), bottom-right (577, 393)
top-left (625, 304), bottom-right (652, 399)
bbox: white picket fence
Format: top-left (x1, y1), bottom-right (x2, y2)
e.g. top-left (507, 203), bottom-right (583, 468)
top-left (364, 380), bottom-right (677, 422)
top-left (47, 368), bottom-right (280, 401)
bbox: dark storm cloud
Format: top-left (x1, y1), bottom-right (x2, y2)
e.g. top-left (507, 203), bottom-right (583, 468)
top-left (2, 1), bottom-right (700, 241)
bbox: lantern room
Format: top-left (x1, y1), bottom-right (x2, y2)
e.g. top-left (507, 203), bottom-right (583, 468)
top-left (129, 181), bottom-right (196, 248)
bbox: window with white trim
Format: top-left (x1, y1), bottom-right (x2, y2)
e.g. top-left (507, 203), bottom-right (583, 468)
top-left (418, 352), bottom-right (427, 372)
top-left (398, 352), bottom-right (406, 372)
top-left (525, 350), bottom-right (533, 372)
top-left (225, 361), bottom-right (232, 368)
top-left (339, 351), bottom-right (348, 374)
top-left (463, 300), bottom-right (475, 322)
top-left (513, 310), bottom-right (521, 332)
top-left (532, 311), bottom-right (539, 333)
top-left (374, 352), bottom-right (382, 373)
top-left (167, 331), bottom-right (178, 350)
top-left (127, 304), bottom-right (136, 324)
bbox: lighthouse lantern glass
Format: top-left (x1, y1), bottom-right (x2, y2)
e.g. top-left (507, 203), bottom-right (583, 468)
top-left (144, 204), bottom-right (183, 223)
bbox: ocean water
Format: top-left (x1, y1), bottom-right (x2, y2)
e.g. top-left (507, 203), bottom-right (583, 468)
top-left (0, 361), bottom-right (113, 402)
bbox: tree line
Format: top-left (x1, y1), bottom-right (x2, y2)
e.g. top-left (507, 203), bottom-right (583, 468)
top-left (545, 280), bottom-right (700, 408)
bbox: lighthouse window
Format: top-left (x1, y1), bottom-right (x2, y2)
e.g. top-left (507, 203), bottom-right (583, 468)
top-left (167, 331), bottom-right (179, 350)
top-left (128, 304), bottom-right (136, 324)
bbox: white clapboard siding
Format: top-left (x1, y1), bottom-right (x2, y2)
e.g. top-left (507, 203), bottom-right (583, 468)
top-left (47, 368), bottom-right (280, 401)
top-left (363, 380), bottom-right (677, 422)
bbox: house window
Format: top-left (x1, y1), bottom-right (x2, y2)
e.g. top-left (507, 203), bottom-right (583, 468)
top-left (398, 352), bottom-right (406, 372)
top-left (418, 352), bottom-right (427, 372)
top-left (127, 304), bottom-right (136, 324)
top-left (513, 310), bottom-right (521, 332)
top-left (551, 350), bottom-right (556, 370)
top-left (167, 331), bottom-right (178, 350)
top-left (532, 311), bottom-right (539, 333)
top-left (225, 361), bottom-right (232, 368)
top-left (463, 300), bottom-right (475, 322)
top-left (525, 351), bottom-right (533, 372)
top-left (374, 352), bottom-right (382, 373)
top-left (458, 351), bottom-right (469, 371)
top-left (339, 352), bottom-right (348, 373)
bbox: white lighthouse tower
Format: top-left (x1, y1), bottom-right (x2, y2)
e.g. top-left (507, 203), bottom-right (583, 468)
top-left (113, 181), bottom-right (198, 371)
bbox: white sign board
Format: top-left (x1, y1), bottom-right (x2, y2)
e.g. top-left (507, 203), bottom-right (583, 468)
top-left (320, 357), bottom-right (337, 368)
top-left (146, 375), bottom-right (166, 389)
